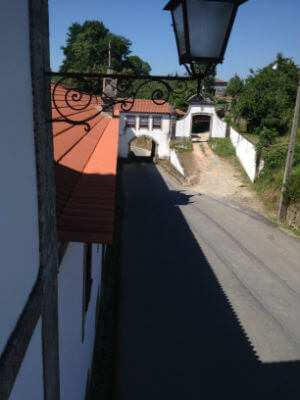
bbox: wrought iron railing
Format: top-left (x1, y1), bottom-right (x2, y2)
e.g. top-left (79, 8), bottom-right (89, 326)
top-left (48, 71), bottom-right (205, 132)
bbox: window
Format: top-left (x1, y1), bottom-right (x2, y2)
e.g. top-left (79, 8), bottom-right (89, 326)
top-left (82, 244), bottom-right (93, 341)
top-left (139, 115), bottom-right (149, 129)
top-left (126, 115), bottom-right (136, 128)
top-left (153, 116), bottom-right (162, 129)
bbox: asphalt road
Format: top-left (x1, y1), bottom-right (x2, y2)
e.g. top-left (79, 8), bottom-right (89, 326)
top-left (115, 161), bottom-right (300, 400)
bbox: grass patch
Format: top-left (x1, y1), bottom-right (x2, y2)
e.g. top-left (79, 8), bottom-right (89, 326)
top-left (208, 126), bottom-right (300, 229)
top-left (170, 139), bottom-right (193, 153)
top-left (282, 224), bottom-right (300, 237)
top-left (255, 140), bottom-right (300, 206)
top-left (209, 138), bottom-right (235, 158)
top-left (252, 131), bottom-right (300, 216)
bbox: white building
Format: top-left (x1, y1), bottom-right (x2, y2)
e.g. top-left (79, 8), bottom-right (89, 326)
top-left (174, 96), bottom-right (262, 182)
top-left (214, 79), bottom-right (228, 97)
top-left (0, 2), bottom-right (119, 400)
top-left (117, 100), bottom-right (176, 159)
top-left (175, 96), bottom-right (227, 139)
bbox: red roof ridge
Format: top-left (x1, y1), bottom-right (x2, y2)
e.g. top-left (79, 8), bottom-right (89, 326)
top-left (114, 98), bottom-right (174, 115)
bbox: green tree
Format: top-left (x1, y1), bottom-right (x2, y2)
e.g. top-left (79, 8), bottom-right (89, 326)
top-left (167, 64), bottom-right (217, 110)
top-left (231, 54), bottom-right (298, 134)
top-left (193, 63), bottom-right (217, 97)
top-left (123, 55), bottom-right (151, 75)
top-left (226, 74), bottom-right (244, 97)
top-left (60, 20), bottom-right (151, 76)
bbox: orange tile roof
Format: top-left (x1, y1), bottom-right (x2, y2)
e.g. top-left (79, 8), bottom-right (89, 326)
top-left (114, 99), bottom-right (174, 115)
top-left (52, 86), bottom-right (119, 244)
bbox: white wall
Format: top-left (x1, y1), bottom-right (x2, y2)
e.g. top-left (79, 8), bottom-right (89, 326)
top-left (9, 319), bottom-right (44, 400)
top-left (0, 0), bottom-right (39, 354)
top-left (175, 103), bottom-right (227, 139)
top-left (230, 127), bottom-right (258, 182)
top-left (212, 114), bottom-right (227, 138)
top-left (170, 150), bottom-right (185, 176)
top-left (119, 114), bottom-right (171, 158)
top-left (58, 243), bottom-right (103, 400)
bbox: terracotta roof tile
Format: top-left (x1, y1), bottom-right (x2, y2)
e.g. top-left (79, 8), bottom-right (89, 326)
top-left (114, 99), bottom-right (174, 115)
top-left (52, 86), bottom-right (119, 244)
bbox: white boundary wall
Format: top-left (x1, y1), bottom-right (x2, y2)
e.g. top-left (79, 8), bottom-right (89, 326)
top-left (170, 150), bottom-right (185, 176)
top-left (213, 115), bottom-right (227, 138)
top-left (229, 127), bottom-right (258, 182)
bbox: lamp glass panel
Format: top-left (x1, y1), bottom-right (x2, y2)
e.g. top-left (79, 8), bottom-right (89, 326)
top-left (186, 0), bottom-right (234, 59)
top-left (173, 3), bottom-right (186, 55)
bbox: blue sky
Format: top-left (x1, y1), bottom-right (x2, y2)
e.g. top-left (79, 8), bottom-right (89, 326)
top-left (49, 0), bottom-right (300, 81)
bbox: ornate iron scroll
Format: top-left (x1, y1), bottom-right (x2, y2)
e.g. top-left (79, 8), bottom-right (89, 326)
top-left (48, 71), bottom-right (200, 132)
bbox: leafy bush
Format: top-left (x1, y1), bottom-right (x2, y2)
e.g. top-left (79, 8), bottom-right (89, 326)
top-left (256, 142), bottom-right (300, 204)
top-left (261, 143), bottom-right (300, 171)
top-left (262, 116), bottom-right (287, 135)
top-left (229, 54), bottom-right (298, 135)
top-left (261, 144), bottom-right (288, 170)
top-left (293, 143), bottom-right (300, 166)
top-left (256, 127), bottom-right (278, 157)
top-left (209, 138), bottom-right (235, 158)
top-left (287, 164), bottom-right (300, 202)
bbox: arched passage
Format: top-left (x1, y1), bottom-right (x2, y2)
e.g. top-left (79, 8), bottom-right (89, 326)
top-left (175, 100), bottom-right (227, 139)
top-left (191, 114), bottom-right (212, 136)
top-left (128, 136), bottom-right (157, 161)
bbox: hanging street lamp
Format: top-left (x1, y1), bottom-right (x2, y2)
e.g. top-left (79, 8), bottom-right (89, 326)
top-left (164, 0), bottom-right (248, 72)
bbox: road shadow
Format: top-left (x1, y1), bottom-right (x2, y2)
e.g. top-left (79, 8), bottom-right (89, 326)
top-left (126, 151), bottom-right (153, 163)
top-left (114, 161), bottom-right (300, 400)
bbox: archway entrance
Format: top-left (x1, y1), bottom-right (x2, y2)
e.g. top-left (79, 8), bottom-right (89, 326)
top-left (191, 114), bottom-right (212, 135)
top-left (128, 136), bottom-right (157, 161)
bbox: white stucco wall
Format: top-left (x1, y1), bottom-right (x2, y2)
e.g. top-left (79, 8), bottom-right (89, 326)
top-left (212, 114), bottom-right (227, 138)
top-left (119, 114), bottom-right (171, 158)
top-left (170, 150), bottom-right (185, 176)
top-left (0, 1), bottom-right (39, 354)
top-left (175, 104), bottom-right (227, 139)
top-left (58, 243), bottom-right (103, 400)
top-left (10, 319), bottom-right (43, 400)
top-left (230, 127), bottom-right (258, 182)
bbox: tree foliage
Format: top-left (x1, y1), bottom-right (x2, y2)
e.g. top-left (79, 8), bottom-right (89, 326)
top-left (226, 74), bottom-right (244, 97)
top-left (230, 54), bottom-right (298, 135)
top-left (60, 20), bottom-right (151, 75)
top-left (193, 64), bottom-right (217, 97)
top-left (168, 64), bottom-right (217, 110)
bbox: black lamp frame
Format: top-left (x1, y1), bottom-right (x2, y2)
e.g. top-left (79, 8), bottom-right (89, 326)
top-left (164, 0), bottom-right (248, 66)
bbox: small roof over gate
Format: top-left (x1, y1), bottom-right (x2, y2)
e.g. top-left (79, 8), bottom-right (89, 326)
top-left (114, 99), bottom-right (174, 116)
